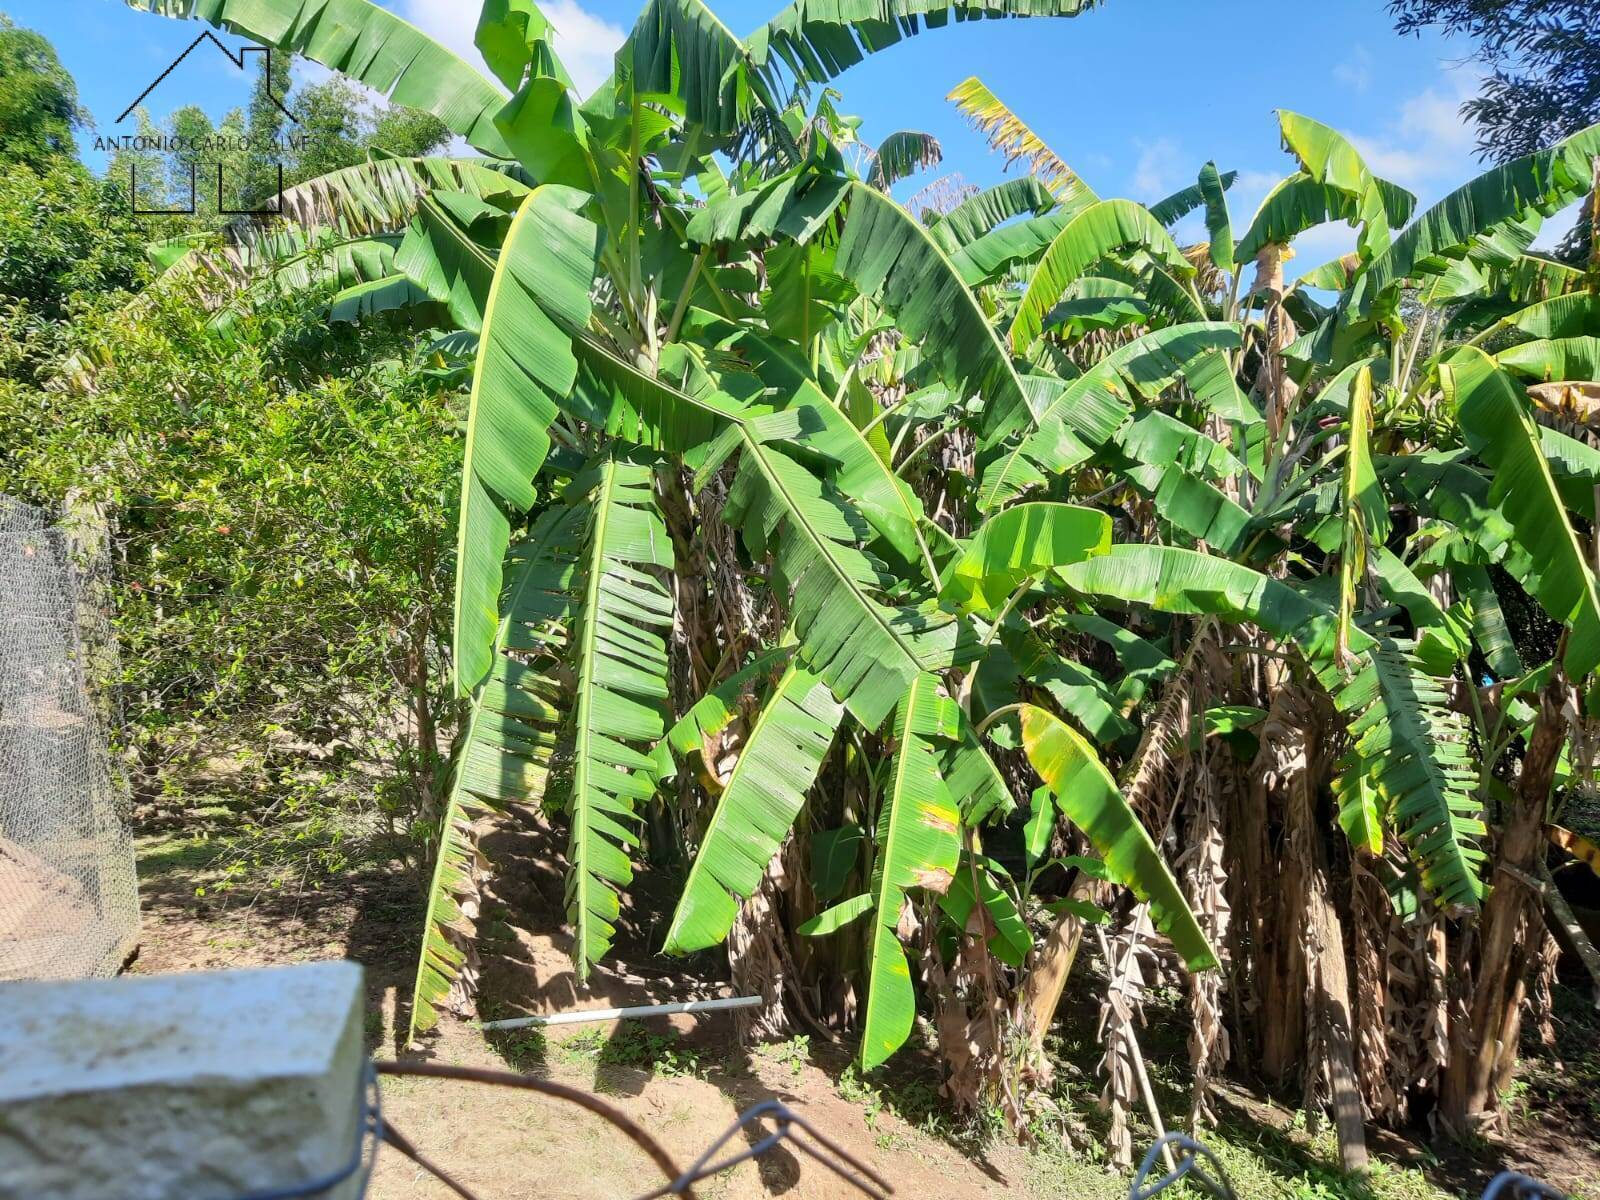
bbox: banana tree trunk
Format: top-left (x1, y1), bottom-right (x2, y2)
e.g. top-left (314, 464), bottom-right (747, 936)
top-left (1018, 872), bottom-right (1099, 1059)
top-left (1184, 764), bottom-right (1232, 1130)
top-left (1252, 692), bottom-right (1310, 1084)
top-left (1304, 862), bottom-right (1369, 1172)
top-left (1442, 669), bottom-right (1568, 1126)
top-left (1350, 862), bottom-right (1394, 1121)
top-left (728, 849), bottom-right (795, 1040)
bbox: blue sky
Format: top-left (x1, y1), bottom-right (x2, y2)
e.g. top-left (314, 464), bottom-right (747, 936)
top-left (11, 0), bottom-right (1524, 263)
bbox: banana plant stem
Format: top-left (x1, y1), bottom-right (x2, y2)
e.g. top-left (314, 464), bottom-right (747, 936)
top-left (974, 703), bottom-right (1027, 737)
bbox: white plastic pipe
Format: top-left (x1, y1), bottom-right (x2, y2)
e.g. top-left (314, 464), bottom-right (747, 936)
top-left (478, 995), bottom-right (763, 1031)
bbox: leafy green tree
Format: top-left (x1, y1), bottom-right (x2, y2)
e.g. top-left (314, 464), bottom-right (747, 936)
top-left (162, 103), bottom-right (254, 221)
top-left (1390, 0), bottom-right (1599, 162)
top-left (0, 164), bottom-right (145, 321)
top-left (368, 103), bottom-right (454, 159)
top-left (106, 108), bottom-right (170, 213)
top-left (0, 13), bottom-right (85, 167)
top-left (284, 78), bottom-right (365, 181)
top-left (0, 14), bottom-right (455, 887)
top-left (0, 19), bottom-right (145, 380)
top-left (239, 46), bottom-right (293, 209)
top-left (287, 76), bottom-right (450, 182)
top-left (0, 276), bottom-right (460, 848)
top-left (1389, 0), bottom-right (1599, 258)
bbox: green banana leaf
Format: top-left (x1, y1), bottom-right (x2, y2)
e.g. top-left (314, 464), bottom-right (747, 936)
top-left (861, 674), bottom-right (962, 1068)
top-left (452, 185), bottom-right (600, 695)
top-left (1442, 346), bottom-right (1600, 680)
top-left (663, 665), bottom-right (845, 954)
top-left (1018, 705), bottom-right (1216, 970)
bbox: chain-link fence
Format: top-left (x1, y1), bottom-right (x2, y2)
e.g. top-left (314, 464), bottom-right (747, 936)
top-left (0, 496), bottom-right (138, 979)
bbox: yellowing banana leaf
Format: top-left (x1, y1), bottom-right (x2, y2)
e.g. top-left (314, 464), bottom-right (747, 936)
top-left (1549, 824), bottom-right (1600, 878)
top-left (1018, 705), bottom-right (1216, 971)
top-left (1337, 365), bottom-right (1387, 661)
top-left (945, 75), bottom-right (1098, 207)
top-left (862, 674), bottom-right (962, 1068)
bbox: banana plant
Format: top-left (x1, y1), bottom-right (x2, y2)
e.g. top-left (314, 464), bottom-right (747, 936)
top-left (126, 0), bottom-right (1600, 1151)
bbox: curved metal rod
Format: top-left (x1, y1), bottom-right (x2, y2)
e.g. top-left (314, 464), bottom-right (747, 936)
top-left (632, 1098), bottom-right (892, 1200)
top-left (1129, 1133), bottom-right (1237, 1200)
top-left (381, 1120), bottom-right (480, 1200)
top-left (1481, 1172), bottom-right (1568, 1200)
top-left (372, 1060), bottom-right (690, 1196)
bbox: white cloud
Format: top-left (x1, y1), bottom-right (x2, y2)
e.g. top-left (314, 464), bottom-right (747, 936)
top-left (1348, 70), bottom-right (1480, 194)
top-left (1130, 137), bottom-right (1183, 201)
top-left (402, 0), bottom-right (625, 100)
top-left (1288, 221), bottom-right (1358, 267)
top-left (1333, 46), bottom-right (1373, 94)
top-left (541, 0), bottom-right (629, 99)
top-left (402, 0), bottom-right (484, 70)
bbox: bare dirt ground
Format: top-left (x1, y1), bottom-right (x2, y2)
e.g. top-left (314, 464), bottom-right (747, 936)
top-left (130, 808), bottom-right (1600, 1200)
top-left (132, 816), bottom-right (1035, 1200)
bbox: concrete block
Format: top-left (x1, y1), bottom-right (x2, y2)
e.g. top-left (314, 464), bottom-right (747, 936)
top-left (0, 961), bottom-right (367, 1200)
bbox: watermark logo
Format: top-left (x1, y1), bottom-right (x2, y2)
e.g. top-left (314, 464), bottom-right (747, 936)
top-left (96, 32), bottom-right (303, 216)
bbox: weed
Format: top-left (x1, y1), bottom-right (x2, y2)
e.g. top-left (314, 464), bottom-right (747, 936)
top-left (762, 1034), bottom-right (810, 1078)
top-left (836, 1064), bottom-right (887, 1128)
top-left (488, 1027), bottom-right (549, 1074)
top-left (555, 1027), bottom-right (608, 1065)
top-left (1497, 1077), bottom-right (1531, 1117)
top-left (558, 1021), bottom-right (708, 1079)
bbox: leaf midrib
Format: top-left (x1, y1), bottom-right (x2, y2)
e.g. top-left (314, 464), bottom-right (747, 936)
top-left (571, 458), bottom-right (620, 981)
top-left (452, 189), bottom-right (541, 696)
top-left (741, 431), bottom-right (929, 678)
top-left (864, 677), bottom-right (927, 1046)
top-left (664, 662), bottom-right (801, 953)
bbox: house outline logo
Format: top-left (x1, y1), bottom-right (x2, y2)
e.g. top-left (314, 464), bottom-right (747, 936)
top-left (113, 31), bottom-right (298, 217)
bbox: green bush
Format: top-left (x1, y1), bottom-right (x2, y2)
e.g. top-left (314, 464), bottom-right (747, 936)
top-left (0, 159), bottom-right (147, 381)
top-left (0, 274), bottom-right (463, 864)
